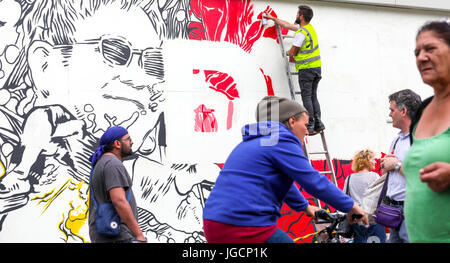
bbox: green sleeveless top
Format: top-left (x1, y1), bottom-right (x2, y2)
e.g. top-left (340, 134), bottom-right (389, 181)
top-left (403, 124), bottom-right (450, 242)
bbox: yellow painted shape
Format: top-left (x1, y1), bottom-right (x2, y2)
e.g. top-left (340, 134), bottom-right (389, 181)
top-left (59, 180), bottom-right (90, 243)
top-left (0, 160), bottom-right (5, 178)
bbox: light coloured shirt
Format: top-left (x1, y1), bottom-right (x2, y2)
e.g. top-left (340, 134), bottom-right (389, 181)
top-left (386, 131), bottom-right (411, 201)
top-left (343, 172), bottom-right (380, 206)
top-left (292, 29), bottom-right (306, 47)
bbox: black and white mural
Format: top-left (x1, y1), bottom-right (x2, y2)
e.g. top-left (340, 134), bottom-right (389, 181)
top-left (0, 0), bottom-right (283, 242)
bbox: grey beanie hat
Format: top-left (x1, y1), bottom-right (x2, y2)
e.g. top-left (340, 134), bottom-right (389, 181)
top-left (256, 96), bottom-right (308, 123)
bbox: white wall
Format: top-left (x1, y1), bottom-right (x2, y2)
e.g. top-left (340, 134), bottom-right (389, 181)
top-left (253, 0), bottom-right (445, 159)
top-left (312, 0), bottom-right (450, 11)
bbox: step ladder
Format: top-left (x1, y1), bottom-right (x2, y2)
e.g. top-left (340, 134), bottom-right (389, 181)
top-left (275, 24), bottom-right (338, 210)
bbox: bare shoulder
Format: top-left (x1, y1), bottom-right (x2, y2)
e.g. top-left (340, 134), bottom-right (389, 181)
top-left (414, 98), bottom-right (450, 139)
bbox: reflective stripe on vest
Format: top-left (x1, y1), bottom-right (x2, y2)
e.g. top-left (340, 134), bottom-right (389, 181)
top-left (294, 24), bottom-right (321, 70)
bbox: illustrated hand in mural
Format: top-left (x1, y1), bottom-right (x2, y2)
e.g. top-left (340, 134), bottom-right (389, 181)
top-left (138, 207), bottom-right (206, 243)
top-left (133, 159), bottom-right (220, 235)
top-left (0, 105), bottom-right (89, 205)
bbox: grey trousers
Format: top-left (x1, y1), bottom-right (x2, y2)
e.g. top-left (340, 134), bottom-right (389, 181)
top-left (298, 67), bottom-right (322, 122)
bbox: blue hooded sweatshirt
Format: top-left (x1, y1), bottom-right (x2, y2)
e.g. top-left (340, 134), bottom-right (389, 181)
top-left (203, 121), bottom-right (354, 227)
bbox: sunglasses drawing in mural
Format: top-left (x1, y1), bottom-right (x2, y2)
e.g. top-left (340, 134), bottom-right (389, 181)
top-left (54, 35), bottom-right (164, 81)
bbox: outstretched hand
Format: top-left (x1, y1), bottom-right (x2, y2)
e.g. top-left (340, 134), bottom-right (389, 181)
top-left (304, 205), bottom-right (322, 221)
top-left (348, 203), bottom-right (369, 225)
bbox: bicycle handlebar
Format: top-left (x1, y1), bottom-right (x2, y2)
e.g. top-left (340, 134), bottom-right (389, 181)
top-left (315, 209), bottom-right (346, 224)
top-left (315, 209), bottom-right (362, 224)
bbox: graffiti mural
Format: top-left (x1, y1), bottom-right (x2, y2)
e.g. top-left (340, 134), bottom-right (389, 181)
top-left (0, 0), bottom-right (286, 243)
top-left (0, 0), bottom-right (367, 243)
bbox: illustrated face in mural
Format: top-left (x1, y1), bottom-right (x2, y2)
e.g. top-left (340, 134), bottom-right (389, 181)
top-left (27, 2), bottom-right (164, 147)
top-left (0, 0), bottom-right (171, 242)
top-left (0, 0), bottom-right (21, 81)
top-left (0, 0), bottom-right (21, 54)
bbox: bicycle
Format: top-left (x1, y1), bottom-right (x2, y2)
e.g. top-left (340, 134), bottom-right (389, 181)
top-left (294, 209), bottom-right (361, 243)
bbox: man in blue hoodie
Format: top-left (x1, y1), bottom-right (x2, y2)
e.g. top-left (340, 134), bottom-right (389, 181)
top-left (203, 96), bottom-right (368, 243)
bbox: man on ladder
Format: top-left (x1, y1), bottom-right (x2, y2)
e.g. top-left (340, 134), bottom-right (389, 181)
top-left (265, 5), bottom-right (324, 135)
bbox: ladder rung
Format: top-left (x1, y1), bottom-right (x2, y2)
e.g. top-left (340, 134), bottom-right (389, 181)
top-left (309, 151), bottom-right (328, 155)
top-left (290, 72), bottom-right (298, 75)
top-left (319, 171), bottom-right (332, 175)
top-left (282, 35), bottom-right (294, 38)
top-left (294, 91), bottom-right (301, 95)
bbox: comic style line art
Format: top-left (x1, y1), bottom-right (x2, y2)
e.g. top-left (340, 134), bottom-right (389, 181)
top-left (0, 0), bottom-right (343, 243)
top-left (0, 0), bottom-right (190, 242)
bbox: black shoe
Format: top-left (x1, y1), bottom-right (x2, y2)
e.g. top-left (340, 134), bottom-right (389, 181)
top-left (314, 121), bottom-right (325, 133)
top-left (307, 120), bottom-right (315, 132)
top-left (307, 124), bottom-right (318, 136)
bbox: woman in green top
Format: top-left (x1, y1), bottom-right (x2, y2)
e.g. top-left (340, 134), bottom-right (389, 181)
top-left (403, 20), bottom-right (450, 242)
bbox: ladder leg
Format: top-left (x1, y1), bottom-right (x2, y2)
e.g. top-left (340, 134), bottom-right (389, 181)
top-left (320, 131), bottom-right (337, 186)
top-left (275, 24), bottom-right (296, 100)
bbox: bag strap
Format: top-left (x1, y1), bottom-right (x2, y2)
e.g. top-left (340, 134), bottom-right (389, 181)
top-left (345, 174), bottom-right (351, 196)
top-left (377, 173), bottom-right (389, 206)
top-left (377, 136), bottom-right (401, 206)
top-left (89, 166), bottom-right (132, 212)
top-left (390, 136), bottom-right (401, 154)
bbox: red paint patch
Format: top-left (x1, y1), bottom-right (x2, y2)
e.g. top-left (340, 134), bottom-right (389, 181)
top-left (194, 104), bottom-right (218, 132)
top-left (260, 68), bottom-right (274, 96)
top-left (204, 70), bottom-right (240, 100)
top-left (188, 0), bottom-right (265, 53)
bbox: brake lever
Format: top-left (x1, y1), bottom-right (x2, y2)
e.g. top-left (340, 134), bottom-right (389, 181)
top-left (315, 209), bottom-right (333, 222)
top-left (352, 214), bottom-right (363, 220)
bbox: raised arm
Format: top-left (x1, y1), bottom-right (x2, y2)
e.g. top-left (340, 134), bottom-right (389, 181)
top-left (265, 12), bottom-right (299, 32)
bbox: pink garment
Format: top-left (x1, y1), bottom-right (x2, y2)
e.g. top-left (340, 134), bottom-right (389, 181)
top-left (203, 219), bottom-right (277, 243)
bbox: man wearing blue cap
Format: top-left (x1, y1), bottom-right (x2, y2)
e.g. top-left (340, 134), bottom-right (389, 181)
top-left (88, 126), bottom-right (146, 243)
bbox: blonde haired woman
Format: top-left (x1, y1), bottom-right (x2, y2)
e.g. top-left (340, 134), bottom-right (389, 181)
top-left (343, 149), bottom-right (386, 243)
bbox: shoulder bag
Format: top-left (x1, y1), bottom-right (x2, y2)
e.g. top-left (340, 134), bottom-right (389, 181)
top-left (90, 168), bottom-right (131, 237)
top-left (372, 174), bottom-right (404, 229)
top-left (372, 137), bottom-right (404, 229)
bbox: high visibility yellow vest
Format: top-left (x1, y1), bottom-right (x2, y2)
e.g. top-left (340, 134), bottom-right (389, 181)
top-left (294, 24), bottom-right (321, 70)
